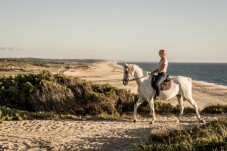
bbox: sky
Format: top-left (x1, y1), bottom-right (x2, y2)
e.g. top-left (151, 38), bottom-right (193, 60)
top-left (0, 0), bottom-right (227, 62)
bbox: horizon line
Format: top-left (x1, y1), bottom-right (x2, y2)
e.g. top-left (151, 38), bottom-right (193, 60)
top-left (0, 57), bottom-right (226, 64)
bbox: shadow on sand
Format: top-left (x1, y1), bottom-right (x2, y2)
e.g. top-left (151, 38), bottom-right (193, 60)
top-left (82, 126), bottom-right (151, 151)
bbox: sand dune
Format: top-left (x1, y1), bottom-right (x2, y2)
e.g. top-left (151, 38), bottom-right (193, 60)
top-left (0, 61), bottom-right (226, 150)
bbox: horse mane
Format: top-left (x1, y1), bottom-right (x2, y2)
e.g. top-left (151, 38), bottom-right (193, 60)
top-left (130, 64), bottom-right (149, 77)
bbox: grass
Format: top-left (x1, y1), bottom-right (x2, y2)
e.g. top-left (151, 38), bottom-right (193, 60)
top-left (138, 116), bottom-right (227, 151)
top-left (0, 107), bottom-right (76, 123)
top-left (202, 104), bottom-right (227, 114)
top-left (0, 106), bottom-right (124, 123)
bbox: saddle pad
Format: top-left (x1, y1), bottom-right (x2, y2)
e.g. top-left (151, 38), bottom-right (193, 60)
top-left (152, 75), bottom-right (172, 91)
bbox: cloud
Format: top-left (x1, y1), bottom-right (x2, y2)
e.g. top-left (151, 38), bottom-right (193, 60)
top-left (0, 47), bottom-right (7, 51)
top-left (0, 47), bottom-right (23, 51)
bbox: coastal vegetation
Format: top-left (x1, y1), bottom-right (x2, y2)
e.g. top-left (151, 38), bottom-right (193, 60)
top-left (138, 117), bottom-right (227, 151)
top-left (0, 70), bottom-right (136, 120)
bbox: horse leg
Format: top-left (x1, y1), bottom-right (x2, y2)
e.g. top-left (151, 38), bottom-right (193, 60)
top-left (176, 95), bottom-right (184, 122)
top-left (148, 98), bottom-right (156, 124)
top-left (187, 98), bottom-right (205, 123)
top-left (133, 96), bottom-right (144, 123)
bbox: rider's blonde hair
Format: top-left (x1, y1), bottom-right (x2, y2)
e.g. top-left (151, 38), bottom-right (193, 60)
top-left (159, 49), bottom-right (166, 57)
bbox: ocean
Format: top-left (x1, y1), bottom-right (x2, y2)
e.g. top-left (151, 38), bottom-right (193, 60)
top-left (118, 62), bottom-right (227, 86)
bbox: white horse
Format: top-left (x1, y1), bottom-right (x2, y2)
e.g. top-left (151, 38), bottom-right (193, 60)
top-left (122, 63), bottom-right (205, 124)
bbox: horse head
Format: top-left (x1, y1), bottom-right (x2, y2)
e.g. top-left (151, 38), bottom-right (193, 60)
top-left (123, 63), bottom-right (134, 86)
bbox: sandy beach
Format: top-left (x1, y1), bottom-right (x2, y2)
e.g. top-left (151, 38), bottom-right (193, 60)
top-left (0, 61), bottom-right (226, 151)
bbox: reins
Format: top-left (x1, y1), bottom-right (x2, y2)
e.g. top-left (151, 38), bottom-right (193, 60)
top-left (128, 75), bottom-right (149, 81)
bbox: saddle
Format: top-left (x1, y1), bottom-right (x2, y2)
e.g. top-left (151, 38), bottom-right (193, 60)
top-left (151, 75), bottom-right (172, 91)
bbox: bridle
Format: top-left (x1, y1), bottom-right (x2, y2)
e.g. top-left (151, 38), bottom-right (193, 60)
top-left (123, 65), bottom-right (148, 85)
top-left (122, 66), bottom-right (131, 85)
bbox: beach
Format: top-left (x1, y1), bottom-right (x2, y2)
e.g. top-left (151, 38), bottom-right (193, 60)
top-left (0, 61), bottom-right (226, 150)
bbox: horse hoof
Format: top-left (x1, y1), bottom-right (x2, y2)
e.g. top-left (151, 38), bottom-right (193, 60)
top-left (176, 118), bottom-right (180, 124)
top-left (199, 118), bottom-right (206, 123)
top-left (150, 121), bottom-right (155, 125)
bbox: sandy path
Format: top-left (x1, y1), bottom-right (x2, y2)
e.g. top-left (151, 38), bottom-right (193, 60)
top-left (0, 115), bottom-right (219, 151)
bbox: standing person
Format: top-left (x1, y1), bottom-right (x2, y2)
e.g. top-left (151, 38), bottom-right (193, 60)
top-left (150, 49), bottom-right (168, 100)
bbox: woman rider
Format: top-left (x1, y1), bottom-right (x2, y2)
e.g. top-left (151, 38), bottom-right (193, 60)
top-left (150, 49), bottom-right (168, 100)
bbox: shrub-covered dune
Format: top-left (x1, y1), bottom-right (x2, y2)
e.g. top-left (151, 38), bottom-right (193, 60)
top-left (0, 71), bottom-right (137, 116)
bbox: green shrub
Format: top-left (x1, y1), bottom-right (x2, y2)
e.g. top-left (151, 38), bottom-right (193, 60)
top-left (0, 107), bottom-right (75, 122)
top-left (138, 117), bottom-right (227, 151)
top-left (202, 104), bottom-right (227, 114)
top-left (0, 71), bottom-right (136, 116)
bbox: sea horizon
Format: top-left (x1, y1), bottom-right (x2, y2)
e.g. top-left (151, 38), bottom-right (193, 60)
top-left (117, 60), bottom-right (227, 64)
top-left (1, 57), bottom-right (227, 64)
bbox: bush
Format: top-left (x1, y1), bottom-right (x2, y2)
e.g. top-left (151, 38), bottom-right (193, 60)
top-left (138, 117), bottom-right (227, 151)
top-left (202, 104), bottom-right (227, 114)
top-left (0, 71), bottom-right (136, 116)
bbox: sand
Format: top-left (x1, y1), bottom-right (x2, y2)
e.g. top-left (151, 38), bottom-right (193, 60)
top-left (0, 61), bottom-right (226, 151)
top-left (0, 115), bottom-right (220, 151)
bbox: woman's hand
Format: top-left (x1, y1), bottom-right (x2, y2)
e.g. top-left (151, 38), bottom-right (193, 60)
top-left (150, 69), bottom-right (158, 76)
top-left (150, 71), bottom-right (157, 76)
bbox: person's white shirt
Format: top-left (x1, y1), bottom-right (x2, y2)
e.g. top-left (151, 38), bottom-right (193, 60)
top-left (158, 57), bottom-right (168, 73)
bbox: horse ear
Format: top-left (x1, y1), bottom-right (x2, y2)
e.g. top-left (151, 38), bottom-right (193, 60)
top-left (124, 63), bottom-right (128, 67)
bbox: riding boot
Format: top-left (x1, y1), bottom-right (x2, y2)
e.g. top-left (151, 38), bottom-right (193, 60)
top-left (154, 86), bottom-right (160, 100)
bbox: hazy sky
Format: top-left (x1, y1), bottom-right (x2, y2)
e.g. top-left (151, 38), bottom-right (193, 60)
top-left (0, 0), bottom-right (227, 62)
